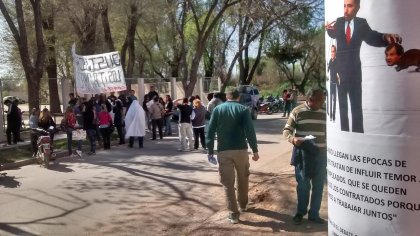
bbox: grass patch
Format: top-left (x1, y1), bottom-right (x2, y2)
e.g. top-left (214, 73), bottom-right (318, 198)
top-left (0, 146), bottom-right (34, 164)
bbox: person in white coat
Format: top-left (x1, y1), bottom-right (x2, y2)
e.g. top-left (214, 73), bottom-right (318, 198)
top-left (125, 100), bottom-right (146, 148)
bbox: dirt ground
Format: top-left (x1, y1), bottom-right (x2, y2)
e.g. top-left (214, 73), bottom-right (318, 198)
top-left (176, 174), bottom-right (327, 236)
top-left (91, 114), bottom-right (328, 236)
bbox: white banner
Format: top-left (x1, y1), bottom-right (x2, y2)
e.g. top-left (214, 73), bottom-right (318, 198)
top-left (325, 0), bottom-right (420, 235)
top-left (72, 45), bottom-right (127, 94)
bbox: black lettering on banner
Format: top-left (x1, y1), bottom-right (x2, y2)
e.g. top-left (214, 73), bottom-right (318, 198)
top-left (328, 159), bottom-right (354, 173)
top-left (371, 184), bottom-right (407, 195)
top-left (354, 167), bottom-right (381, 179)
top-left (338, 187), bottom-right (385, 206)
top-left (328, 169), bottom-right (346, 183)
top-left (395, 160), bottom-right (407, 167)
top-left (347, 179), bottom-right (360, 188)
top-left (362, 208), bottom-right (396, 221)
top-left (361, 182), bottom-right (370, 190)
top-left (336, 197), bottom-right (362, 213)
top-left (111, 53), bottom-right (121, 66)
top-left (92, 57), bottom-right (105, 70)
top-left (333, 196), bottom-right (396, 221)
top-left (327, 146), bottom-right (420, 226)
top-left (362, 156), bottom-right (392, 166)
top-left (387, 200), bottom-right (420, 211)
top-left (383, 172), bottom-right (417, 182)
top-left (327, 148), bottom-right (361, 162)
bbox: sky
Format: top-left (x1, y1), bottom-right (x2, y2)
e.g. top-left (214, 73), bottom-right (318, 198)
top-left (0, 18), bottom-right (10, 75)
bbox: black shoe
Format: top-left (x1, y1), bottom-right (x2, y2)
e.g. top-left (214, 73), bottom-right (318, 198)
top-left (308, 217), bottom-right (326, 224)
top-left (293, 214), bottom-right (303, 225)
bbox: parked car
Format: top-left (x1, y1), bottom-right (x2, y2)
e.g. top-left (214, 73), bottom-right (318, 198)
top-left (237, 85), bottom-right (260, 120)
top-left (238, 85), bottom-right (260, 107)
top-left (3, 96), bottom-right (26, 105)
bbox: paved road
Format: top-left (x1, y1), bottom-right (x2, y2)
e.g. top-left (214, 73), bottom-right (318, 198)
top-left (0, 114), bottom-right (327, 235)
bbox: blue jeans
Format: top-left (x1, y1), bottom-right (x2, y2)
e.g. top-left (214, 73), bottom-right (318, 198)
top-left (295, 154), bottom-right (326, 218)
top-left (66, 128), bottom-right (73, 155)
top-left (164, 116), bottom-right (172, 135)
top-left (86, 129), bottom-right (97, 153)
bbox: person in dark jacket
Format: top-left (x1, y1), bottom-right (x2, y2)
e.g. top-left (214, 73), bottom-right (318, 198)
top-left (5, 99), bottom-right (20, 145)
top-left (83, 102), bottom-right (97, 155)
top-left (174, 97), bottom-right (194, 151)
top-left (192, 99), bottom-right (207, 150)
top-left (113, 99), bottom-right (125, 144)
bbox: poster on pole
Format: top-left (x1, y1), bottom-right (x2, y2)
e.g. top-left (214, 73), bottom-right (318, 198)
top-left (72, 44), bottom-right (127, 94)
top-left (325, 0), bottom-right (420, 235)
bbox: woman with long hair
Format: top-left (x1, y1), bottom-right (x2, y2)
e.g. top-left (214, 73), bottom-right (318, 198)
top-left (38, 107), bottom-right (56, 145)
top-left (192, 99), bottom-right (207, 150)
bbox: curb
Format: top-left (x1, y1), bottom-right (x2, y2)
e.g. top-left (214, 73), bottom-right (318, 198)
top-left (1, 158), bottom-right (36, 171)
top-left (1, 150), bottom-right (69, 171)
top-left (1, 140), bottom-right (120, 171)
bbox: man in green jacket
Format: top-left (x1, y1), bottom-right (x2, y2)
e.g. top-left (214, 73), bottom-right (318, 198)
top-left (206, 87), bottom-right (259, 224)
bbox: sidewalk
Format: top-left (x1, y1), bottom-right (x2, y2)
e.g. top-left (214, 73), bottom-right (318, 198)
top-left (1, 130), bottom-right (168, 171)
top-left (0, 133), bottom-right (68, 170)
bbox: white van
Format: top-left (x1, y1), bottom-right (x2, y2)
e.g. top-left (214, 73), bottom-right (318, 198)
top-left (237, 85), bottom-right (260, 120)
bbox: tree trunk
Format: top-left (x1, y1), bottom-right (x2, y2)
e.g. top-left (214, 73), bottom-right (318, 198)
top-left (245, 30), bottom-right (265, 85)
top-left (27, 73), bottom-right (41, 110)
top-left (68, 3), bottom-right (102, 55)
top-left (121, 3), bottom-right (141, 89)
top-left (79, 9), bottom-right (99, 55)
top-left (101, 7), bottom-right (115, 51)
top-left (43, 11), bottom-right (61, 113)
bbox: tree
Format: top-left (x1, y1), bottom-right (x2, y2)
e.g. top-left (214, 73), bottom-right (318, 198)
top-left (42, 0), bottom-right (61, 113)
top-left (219, 0), bottom-right (323, 90)
top-left (67, 1), bottom-right (104, 55)
top-left (120, 0), bottom-right (142, 83)
top-left (266, 27), bottom-right (325, 94)
top-left (0, 0), bottom-right (46, 110)
top-left (181, 0), bottom-right (241, 96)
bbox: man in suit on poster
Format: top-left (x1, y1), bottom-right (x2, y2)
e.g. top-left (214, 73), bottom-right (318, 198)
top-left (328, 45), bottom-right (338, 122)
top-left (326, 0), bottom-right (401, 133)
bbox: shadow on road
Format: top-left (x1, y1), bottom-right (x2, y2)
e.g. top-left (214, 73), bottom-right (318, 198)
top-left (48, 163), bottom-right (74, 173)
top-left (0, 173), bottom-right (21, 188)
top-left (0, 223), bottom-right (39, 236)
top-left (0, 190), bottom-right (90, 235)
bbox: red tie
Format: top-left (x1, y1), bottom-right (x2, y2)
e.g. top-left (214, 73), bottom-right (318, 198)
top-left (346, 22), bottom-right (351, 45)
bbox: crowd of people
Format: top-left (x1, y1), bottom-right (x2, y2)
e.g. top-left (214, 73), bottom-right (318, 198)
top-left (21, 87), bottom-right (230, 158)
